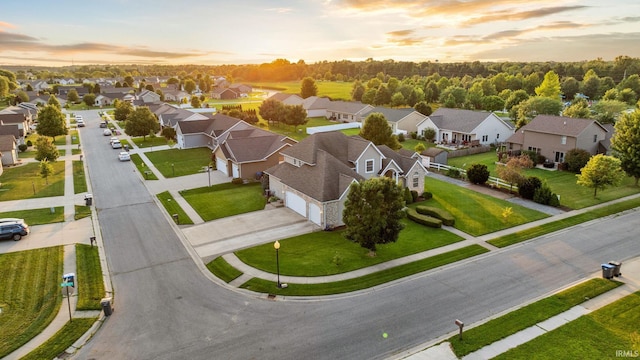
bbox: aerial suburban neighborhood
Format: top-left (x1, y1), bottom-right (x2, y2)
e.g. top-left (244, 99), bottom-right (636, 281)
top-left (1, 2), bottom-right (640, 359)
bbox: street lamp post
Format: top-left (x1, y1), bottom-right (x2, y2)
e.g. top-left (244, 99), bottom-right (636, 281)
top-left (274, 240), bottom-right (281, 288)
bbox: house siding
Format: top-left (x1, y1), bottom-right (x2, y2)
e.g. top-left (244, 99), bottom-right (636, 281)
top-left (356, 145), bottom-right (384, 179)
top-left (473, 115), bottom-right (513, 145)
top-left (576, 123), bottom-right (606, 155)
top-left (396, 112), bottom-right (427, 134)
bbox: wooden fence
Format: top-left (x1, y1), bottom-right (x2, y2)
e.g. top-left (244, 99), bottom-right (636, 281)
top-left (428, 162), bottom-right (518, 192)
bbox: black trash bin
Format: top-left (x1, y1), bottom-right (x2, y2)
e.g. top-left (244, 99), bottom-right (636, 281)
top-left (601, 264), bottom-right (615, 279)
top-left (84, 194), bottom-right (93, 206)
top-left (608, 261), bottom-right (622, 277)
top-left (101, 298), bottom-right (113, 316)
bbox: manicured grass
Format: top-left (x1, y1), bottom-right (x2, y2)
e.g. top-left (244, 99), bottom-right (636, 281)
top-left (235, 220), bottom-right (463, 276)
top-left (130, 153), bottom-right (158, 180)
top-left (399, 138), bottom-right (435, 152)
top-left (240, 245), bottom-right (489, 296)
top-left (144, 148), bottom-right (212, 178)
top-left (446, 152), bottom-right (640, 209)
top-left (53, 134), bottom-right (67, 146)
top-left (0, 207), bottom-right (64, 225)
top-left (20, 317), bottom-right (97, 360)
top-left (266, 116), bottom-right (336, 141)
top-left (252, 81), bottom-right (354, 100)
top-left (131, 136), bottom-right (168, 148)
top-left (0, 247), bottom-right (64, 358)
top-left (340, 128), bottom-right (361, 136)
top-left (488, 196), bottom-right (640, 247)
top-left (181, 182), bottom-right (266, 221)
top-left (70, 130), bottom-right (80, 145)
top-left (73, 160), bottom-right (87, 194)
top-left (0, 162), bottom-right (66, 201)
top-left (75, 244), bottom-right (105, 311)
top-left (18, 150), bottom-right (37, 158)
top-left (493, 290), bottom-right (640, 360)
top-left (74, 205), bottom-right (91, 220)
top-left (448, 278), bottom-right (622, 358)
top-left (119, 138), bottom-right (132, 149)
top-left (207, 257), bottom-right (243, 283)
top-left (423, 177), bottom-right (548, 236)
top-left (156, 191), bottom-right (194, 225)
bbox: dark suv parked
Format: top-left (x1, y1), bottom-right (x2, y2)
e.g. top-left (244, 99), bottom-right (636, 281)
top-left (0, 221), bottom-right (30, 241)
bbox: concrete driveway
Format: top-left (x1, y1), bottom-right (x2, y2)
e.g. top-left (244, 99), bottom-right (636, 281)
top-left (182, 206), bottom-right (319, 261)
top-left (0, 217), bottom-right (94, 254)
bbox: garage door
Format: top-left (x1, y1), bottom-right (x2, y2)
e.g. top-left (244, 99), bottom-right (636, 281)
top-left (216, 158), bottom-right (228, 176)
top-left (232, 163), bottom-right (239, 178)
top-left (308, 203), bottom-right (321, 225)
top-left (285, 192), bottom-right (307, 217)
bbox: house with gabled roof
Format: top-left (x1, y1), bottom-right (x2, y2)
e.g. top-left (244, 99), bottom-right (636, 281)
top-left (417, 108), bottom-right (514, 146)
top-left (302, 96), bottom-right (332, 117)
top-left (363, 107), bottom-right (428, 135)
top-left (0, 112), bottom-right (29, 144)
top-left (0, 135), bottom-right (18, 166)
top-left (229, 83), bottom-right (252, 94)
top-left (325, 101), bottom-right (374, 123)
top-left (267, 93), bottom-right (304, 105)
top-left (265, 131), bottom-right (427, 228)
top-left (137, 89), bottom-right (161, 104)
top-left (149, 103), bottom-right (209, 128)
top-left (163, 88), bottom-right (189, 103)
top-left (211, 87), bottom-right (239, 100)
top-left (505, 115), bottom-right (608, 163)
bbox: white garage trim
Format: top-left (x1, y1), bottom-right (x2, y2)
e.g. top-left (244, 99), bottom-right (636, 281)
top-left (232, 163), bottom-right (239, 178)
top-left (285, 192), bottom-right (306, 217)
top-left (216, 158), bottom-right (228, 176)
top-left (308, 203), bottom-right (321, 226)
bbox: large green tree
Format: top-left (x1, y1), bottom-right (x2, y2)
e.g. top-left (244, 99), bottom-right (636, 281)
top-left (114, 100), bottom-right (133, 121)
top-left (284, 104), bottom-right (308, 130)
top-left (259, 99), bottom-right (286, 126)
top-left (82, 93), bottom-right (96, 107)
top-left (47, 94), bottom-right (61, 109)
top-left (577, 154), bottom-right (624, 197)
top-left (34, 136), bottom-right (60, 162)
top-left (513, 96), bottom-right (563, 128)
top-left (359, 112), bottom-right (401, 150)
top-left (342, 177), bottom-right (405, 254)
top-left (611, 110), bottom-right (640, 185)
top-left (300, 77), bottom-right (317, 99)
top-left (124, 107), bottom-right (160, 140)
top-left (535, 70), bottom-right (561, 99)
top-left (67, 89), bottom-right (79, 103)
top-left (184, 79), bottom-right (197, 94)
top-left (36, 105), bottom-right (68, 140)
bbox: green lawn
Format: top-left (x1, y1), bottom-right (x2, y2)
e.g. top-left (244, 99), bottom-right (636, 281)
top-left (18, 150), bottom-right (37, 159)
top-left (180, 182), bottom-right (266, 221)
top-left (0, 247), bottom-right (64, 358)
top-left (449, 278), bottom-right (623, 358)
top-left (207, 257), bottom-right (243, 283)
top-left (73, 160), bottom-right (87, 194)
top-left (0, 162), bottom-right (66, 201)
top-left (131, 136), bottom-right (168, 148)
top-left (446, 152), bottom-right (640, 209)
top-left (235, 219), bottom-right (463, 276)
top-left (144, 148), bottom-right (212, 178)
top-left (493, 290), bottom-right (640, 360)
top-left (239, 245), bottom-right (489, 296)
top-left (0, 207), bottom-right (64, 225)
top-left (156, 191), bottom-right (194, 225)
top-left (399, 138), bottom-right (434, 152)
top-left (74, 205), bottom-right (91, 220)
top-left (251, 81), bottom-right (354, 100)
top-left (75, 244), bottom-right (105, 311)
top-left (130, 153), bottom-right (158, 180)
top-left (423, 177), bottom-right (549, 236)
top-left (265, 116), bottom-right (335, 141)
top-left (20, 318), bottom-right (96, 360)
top-left (53, 134), bottom-right (67, 146)
top-left (70, 130), bottom-right (79, 145)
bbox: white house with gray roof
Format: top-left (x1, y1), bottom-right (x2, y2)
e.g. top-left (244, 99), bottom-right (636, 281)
top-left (325, 101), bottom-right (374, 123)
top-left (417, 108), bottom-right (514, 146)
top-left (363, 107), bottom-right (428, 135)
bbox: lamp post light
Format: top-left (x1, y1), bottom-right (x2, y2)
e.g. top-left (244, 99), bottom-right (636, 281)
top-left (274, 240), bottom-right (281, 288)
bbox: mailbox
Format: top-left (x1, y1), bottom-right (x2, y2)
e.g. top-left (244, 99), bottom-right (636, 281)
top-left (455, 319), bottom-right (464, 340)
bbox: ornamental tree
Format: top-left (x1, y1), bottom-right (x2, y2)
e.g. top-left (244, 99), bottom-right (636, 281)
top-left (611, 110), bottom-right (640, 185)
top-left (577, 154), bottom-right (624, 197)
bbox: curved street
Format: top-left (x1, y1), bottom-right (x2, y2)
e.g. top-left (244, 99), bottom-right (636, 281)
top-left (71, 110), bottom-right (639, 360)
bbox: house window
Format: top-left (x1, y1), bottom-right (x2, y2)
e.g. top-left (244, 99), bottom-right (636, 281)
top-left (482, 135), bottom-right (488, 142)
top-left (496, 133), bottom-right (499, 139)
top-left (593, 134), bottom-right (597, 142)
top-left (561, 136), bottom-right (567, 145)
top-left (365, 159), bottom-right (374, 173)
top-left (412, 172), bottom-right (419, 188)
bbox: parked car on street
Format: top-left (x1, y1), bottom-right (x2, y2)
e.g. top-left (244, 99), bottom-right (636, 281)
top-left (103, 129), bottom-right (112, 136)
top-left (100, 120), bottom-right (108, 128)
top-left (0, 218), bottom-right (26, 224)
top-left (118, 152), bottom-right (131, 161)
top-left (76, 118), bottom-right (85, 127)
top-left (0, 221), bottom-right (30, 241)
top-left (111, 140), bottom-right (122, 149)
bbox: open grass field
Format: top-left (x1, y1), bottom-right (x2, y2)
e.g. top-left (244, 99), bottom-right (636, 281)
top-left (156, 191), bottom-right (194, 225)
top-left (180, 182), bottom-right (265, 221)
top-left (0, 207), bottom-right (64, 225)
top-left (144, 147), bottom-right (212, 178)
top-left (446, 152), bottom-right (640, 209)
top-left (75, 244), bottom-right (105, 311)
top-left (0, 161), bottom-right (66, 201)
top-left (493, 290), bottom-right (639, 359)
top-left (239, 244), bottom-right (489, 296)
top-left (235, 219), bottom-right (464, 276)
top-left (449, 278), bottom-right (623, 358)
top-left (423, 176), bottom-right (549, 236)
top-left (251, 81), bottom-right (354, 100)
top-left (0, 247), bottom-right (64, 358)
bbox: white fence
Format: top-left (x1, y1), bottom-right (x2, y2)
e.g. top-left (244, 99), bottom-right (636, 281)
top-left (306, 122), bottom-right (361, 134)
top-left (428, 163), bottom-right (518, 192)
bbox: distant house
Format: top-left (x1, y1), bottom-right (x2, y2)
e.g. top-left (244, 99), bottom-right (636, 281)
top-left (265, 131), bottom-right (427, 228)
top-left (210, 87), bottom-right (239, 100)
top-left (229, 83), bottom-right (252, 94)
top-left (0, 112), bottom-right (29, 144)
top-left (325, 101), bottom-right (374, 123)
top-left (302, 96), bottom-right (331, 118)
top-left (267, 93), bottom-right (304, 106)
top-left (418, 147), bottom-right (448, 167)
top-left (505, 115), bottom-right (609, 163)
top-left (0, 135), bottom-right (18, 166)
top-left (417, 108), bottom-right (514, 146)
top-left (137, 89), bottom-right (161, 104)
top-left (163, 89), bottom-right (190, 103)
top-left (149, 103), bottom-right (209, 128)
top-left (362, 107), bottom-right (428, 135)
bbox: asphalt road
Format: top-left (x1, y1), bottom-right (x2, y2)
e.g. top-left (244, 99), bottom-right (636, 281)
top-left (73, 109), bottom-right (640, 360)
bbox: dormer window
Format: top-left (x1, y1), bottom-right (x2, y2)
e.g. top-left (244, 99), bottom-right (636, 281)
top-left (365, 159), bottom-right (374, 173)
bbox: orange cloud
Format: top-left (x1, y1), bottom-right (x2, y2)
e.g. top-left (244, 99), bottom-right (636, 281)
top-left (462, 6), bottom-right (587, 26)
top-left (0, 21), bottom-right (17, 29)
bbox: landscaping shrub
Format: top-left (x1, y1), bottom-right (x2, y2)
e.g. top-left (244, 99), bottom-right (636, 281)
top-left (446, 167), bottom-right (462, 179)
top-left (18, 144), bottom-right (28, 152)
top-left (410, 190), bottom-right (419, 202)
top-left (410, 131), bottom-right (418, 139)
top-left (416, 205), bottom-right (455, 226)
top-left (518, 176), bottom-right (542, 200)
top-left (406, 208), bottom-right (442, 228)
top-left (533, 183), bottom-right (560, 206)
top-left (466, 164), bottom-right (490, 184)
top-left (565, 148), bottom-right (592, 173)
top-left (522, 150), bottom-right (539, 165)
top-left (423, 191), bottom-right (433, 200)
top-left (27, 140), bottom-right (33, 146)
top-left (231, 177), bottom-right (244, 185)
top-left (398, 133), bottom-right (405, 142)
top-left (404, 187), bottom-right (414, 204)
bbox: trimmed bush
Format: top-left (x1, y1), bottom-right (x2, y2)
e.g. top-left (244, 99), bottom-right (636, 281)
top-left (519, 176), bottom-right (542, 200)
top-left (416, 205), bottom-right (455, 226)
top-left (231, 177), bottom-right (244, 185)
top-left (406, 208), bottom-right (442, 228)
top-left (466, 164), bottom-right (490, 185)
top-left (410, 190), bottom-right (419, 202)
top-left (18, 144), bottom-right (28, 152)
top-left (423, 191), bottom-right (433, 200)
top-left (404, 187), bottom-right (414, 204)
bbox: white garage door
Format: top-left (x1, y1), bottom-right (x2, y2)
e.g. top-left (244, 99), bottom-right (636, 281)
top-left (232, 163), bottom-right (240, 178)
top-left (286, 192), bottom-right (307, 217)
top-left (308, 203), bottom-right (321, 225)
top-left (216, 158), bottom-right (227, 176)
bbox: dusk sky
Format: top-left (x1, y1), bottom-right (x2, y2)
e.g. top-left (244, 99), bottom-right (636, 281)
top-left (1, 0), bottom-right (639, 67)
